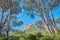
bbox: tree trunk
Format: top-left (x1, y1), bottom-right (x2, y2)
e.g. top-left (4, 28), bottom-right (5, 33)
top-left (6, 30), bottom-right (9, 40)
top-left (39, 0), bottom-right (52, 34)
top-left (44, 11), bottom-right (54, 33)
top-left (50, 11), bottom-right (58, 33)
top-left (40, 13), bottom-right (51, 34)
top-left (6, 8), bottom-right (11, 40)
top-left (0, 11), bottom-right (4, 34)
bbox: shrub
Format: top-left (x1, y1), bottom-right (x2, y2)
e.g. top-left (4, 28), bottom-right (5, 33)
top-left (39, 36), bottom-right (53, 40)
top-left (9, 36), bottom-right (20, 40)
top-left (19, 37), bottom-right (25, 40)
top-left (26, 34), bottom-right (37, 40)
top-left (1, 33), bottom-right (60, 40)
top-left (35, 32), bottom-right (43, 40)
top-left (0, 34), bottom-right (6, 40)
top-left (51, 34), bottom-right (60, 40)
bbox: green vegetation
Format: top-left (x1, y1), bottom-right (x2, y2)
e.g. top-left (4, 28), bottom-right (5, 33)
top-left (1, 33), bottom-right (60, 40)
top-left (0, 0), bottom-right (60, 40)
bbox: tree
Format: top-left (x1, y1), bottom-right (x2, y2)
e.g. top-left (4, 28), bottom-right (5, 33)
top-left (0, 0), bottom-right (22, 40)
top-left (47, 0), bottom-right (60, 34)
top-left (55, 17), bottom-right (60, 24)
top-left (23, 0), bottom-right (60, 34)
top-left (35, 20), bottom-right (44, 28)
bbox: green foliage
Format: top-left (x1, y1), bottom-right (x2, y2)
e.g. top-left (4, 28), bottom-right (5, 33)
top-left (19, 37), bottom-right (25, 40)
top-left (51, 34), bottom-right (60, 40)
top-left (0, 34), bottom-right (6, 40)
top-left (1, 33), bottom-right (60, 40)
top-left (39, 36), bottom-right (53, 40)
top-left (26, 34), bottom-right (37, 40)
top-left (13, 21), bottom-right (23, 26)
top-left (35, 20), bottom-right (43, 25)
top-left (9, 36), bottom-right (20, 40)
top-left (35, 32), bottom-right (43, 40)
top-left (55, 17), bottom-right (60, 24)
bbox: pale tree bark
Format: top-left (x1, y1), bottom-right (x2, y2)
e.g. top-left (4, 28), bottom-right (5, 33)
top-left (40, 13), bottom-right (51, 34)
top-left (39, 0), bottom-right (52, 34)
top-left (34, 0), bottom-right (52, 34)
top-left (44, 7), bottom-right (58, 34)
top-left (6, 8), bottom-right (11, 40)
top-left (44, 0), bottom-right (59, 34)
top-left (35, 0), bottom-right (58, 34)
top-left (0, 11), bottom-right (4, 34)
top-left (44, 0), bottom-right (58, 34)
top-left (50, 10), bottom-right (58, 33)
top-left (44, 11), bottom-right (54, 33)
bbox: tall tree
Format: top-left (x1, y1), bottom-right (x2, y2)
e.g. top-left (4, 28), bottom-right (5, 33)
top-left (0, 0), bottom-right (22, 40)
top-left (23, 0), bottom-right (60, 34)
top-left (47, 0), bottom-right (60, 33)
top-left (55, 17), bottom-right (60, 24)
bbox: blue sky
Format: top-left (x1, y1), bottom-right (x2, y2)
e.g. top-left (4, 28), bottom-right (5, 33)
top-left (13, 6), bottom-right (60, 30)
top-left (13, 9), bottom-right (40, 30)
top-left (11, 0), bottom-right (60, 30)
top-left (53, 7), bottom-right (60, 18)
top-left (0, 0), bottom-right (60, 31)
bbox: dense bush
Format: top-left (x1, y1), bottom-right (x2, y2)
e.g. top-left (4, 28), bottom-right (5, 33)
top-left (0, 34), bottom-right (6, 40)
top-left (39, 36), bottom-right (53, 40)
top-left (26, 34), bottom-right (37, 40)
top-left (19, 37), bottom-right (25, 40)
top-left (1, 33), bottom-right (60, 40)
top-left (39, 34), bottom-right (60, 40)
top-left (9, 36), bottom-right (20, 40)
top-left (51, 34), bottom-right (60, 40)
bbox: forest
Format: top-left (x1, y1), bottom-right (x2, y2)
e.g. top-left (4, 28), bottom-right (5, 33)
top-left (0, 0), bottom-right (60, 40)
